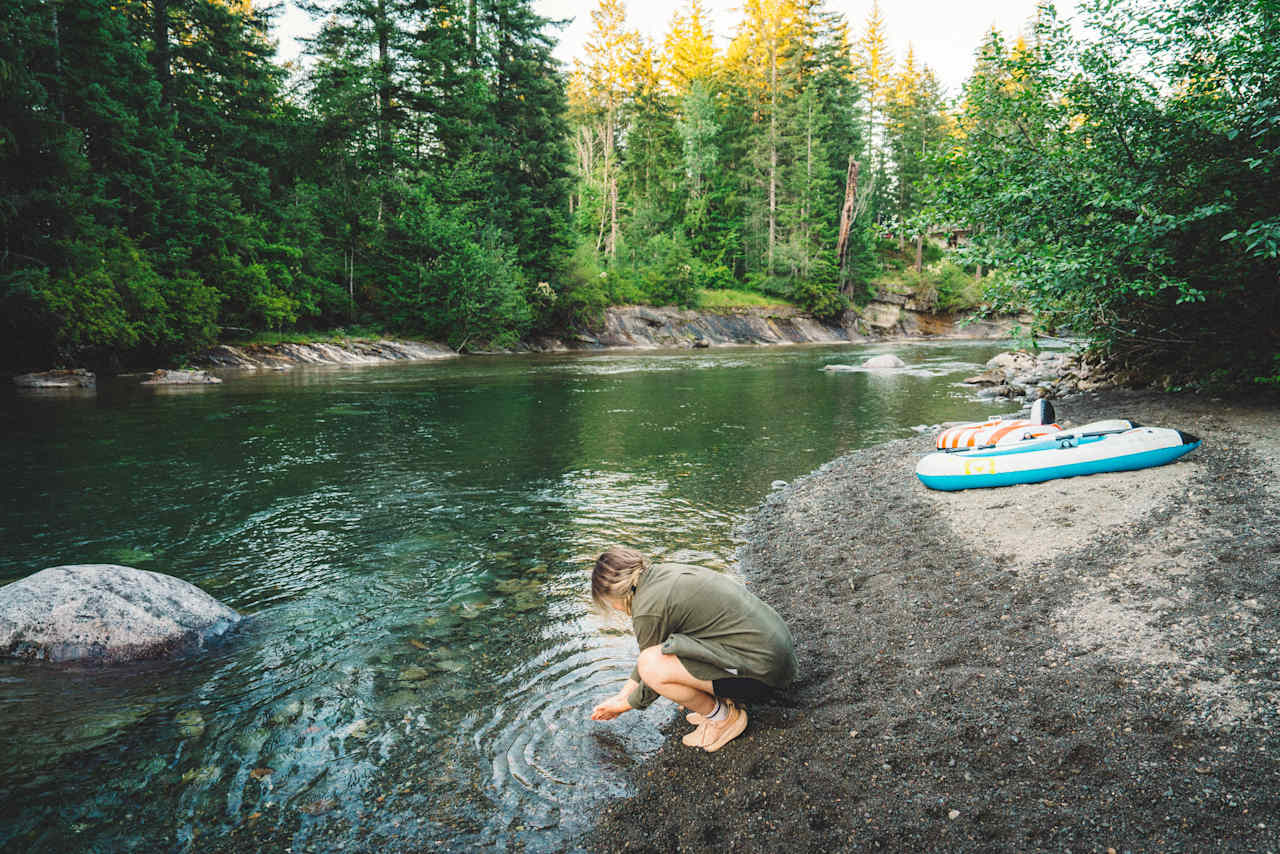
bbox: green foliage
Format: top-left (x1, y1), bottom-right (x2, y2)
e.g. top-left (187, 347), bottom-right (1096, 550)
top-left (607, 233), bottom-right (699, 307)
top-left (374, 184), bottom-right (533, 349)
top-left (639, 235), bottom-right (699, 307)
top-left (0, 0), bottom-right (573, 369)
top-left (691, 262), bottom-right (736, 292)
top-left (555, 239), bottom-right (611, 325)
top-left (789, 258), bottom-right (849, 319)
top-left (901, 261), bottom-right (984, 313)
top-left (941, 0), bottom-right (1279, 384)
top-left (1255, 354), bottom-right (1280, 388)
top-left (565, 0), bottom-right (878, 315)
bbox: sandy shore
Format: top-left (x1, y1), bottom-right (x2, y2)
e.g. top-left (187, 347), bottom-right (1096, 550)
top-left (587, 388), bottom-right (1280, 852)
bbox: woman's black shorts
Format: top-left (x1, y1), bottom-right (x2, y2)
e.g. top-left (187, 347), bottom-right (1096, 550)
top-left (711, 676), bottom-right (774, 701)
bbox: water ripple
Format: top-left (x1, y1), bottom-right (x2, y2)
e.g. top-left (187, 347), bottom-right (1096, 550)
top-left (0, 341), bottom-right (1018, 853)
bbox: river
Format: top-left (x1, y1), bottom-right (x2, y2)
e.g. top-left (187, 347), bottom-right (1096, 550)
top-left (0, 341), bottom-right (1019, 852)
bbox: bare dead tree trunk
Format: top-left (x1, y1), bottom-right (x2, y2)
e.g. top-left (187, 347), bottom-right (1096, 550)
top-left (468, 0), bottom-right (478, 66)
top-left (914, 234), bottom-right (923, 273)
top-left (603, 98), bottom-right (617, 257)
top-left (803, 100), bottom-right (813, 279)
top-left (153, 0), bottom-right (170, 104)
top-left (767, 41), bottom-right (777, 275)
top-left (836, 156), bottom-right (860, 275)
top-left (609, 175), bottom-right (618, 257)
top-left (49, 1), bottom-right (66, 121)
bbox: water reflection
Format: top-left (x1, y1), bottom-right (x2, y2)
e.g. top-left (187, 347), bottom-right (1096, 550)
top-left (0, 341), bottom-right (1022, 851)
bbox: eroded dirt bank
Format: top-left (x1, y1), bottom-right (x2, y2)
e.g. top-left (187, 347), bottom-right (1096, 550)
top-left (586, 389), bottom-right (1280, 853)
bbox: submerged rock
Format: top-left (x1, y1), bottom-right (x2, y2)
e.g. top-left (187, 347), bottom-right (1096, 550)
top-left (0, 565), bottom-right (240, 663)
top-left (175, 710), bottom-right (207, 738)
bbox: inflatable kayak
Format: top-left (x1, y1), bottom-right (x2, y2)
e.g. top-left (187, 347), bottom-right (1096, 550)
top-left (935, 399), bottom-right (1060, 449)
top-left (916, 425), bottom-right (1201, 491)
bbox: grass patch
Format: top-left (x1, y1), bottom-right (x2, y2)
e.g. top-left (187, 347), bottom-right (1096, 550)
top-left (695, 288), bottom-right (795, 310)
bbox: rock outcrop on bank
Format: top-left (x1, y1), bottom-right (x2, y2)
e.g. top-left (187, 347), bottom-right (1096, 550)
top-left (561, 303), bottom-right (1021, 350)
top-left (0, 565), bottom-right (240, 663)
top-left (197, 338), bottom-right (457, 370)
top-left (588, 389), bottom-right (1280, 853)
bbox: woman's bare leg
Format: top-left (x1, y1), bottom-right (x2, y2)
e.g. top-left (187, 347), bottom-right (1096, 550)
top-left (635, 646), bottom-right (717, 715)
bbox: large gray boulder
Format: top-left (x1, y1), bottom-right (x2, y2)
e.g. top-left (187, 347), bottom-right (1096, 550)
top-left (0, 565), bottom-right (240, 663)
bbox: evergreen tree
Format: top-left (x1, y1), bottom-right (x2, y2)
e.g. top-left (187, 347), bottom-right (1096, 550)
top-left (483, 0), bottom-right (574, 294)
top-left (1, 0), bottom-right (221, 369)
top-left (853, 0), bottom-right (893, 223)
top-left (883, 45), bottom-right (949, 263)
top-left (661, 0), bottom-right (718, 93)
top-left (575, 0), bottom-right (643, 257)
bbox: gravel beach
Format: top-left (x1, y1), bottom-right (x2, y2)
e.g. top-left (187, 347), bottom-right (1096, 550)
top-left (587, 388), bottom-right (1280, 853)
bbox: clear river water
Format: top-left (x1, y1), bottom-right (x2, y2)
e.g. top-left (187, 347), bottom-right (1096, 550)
top-left (0, 341), bottom-right (1018, 852)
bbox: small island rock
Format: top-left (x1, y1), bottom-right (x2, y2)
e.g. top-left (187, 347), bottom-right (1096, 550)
top-left (14, 369), bottom-right (96, 389)
top-left (862, 354), bottom-right (907, 369)
top-left (0, 565), bottom-right (240, 663)
top-left (141, 369), bottom-right (222, 385)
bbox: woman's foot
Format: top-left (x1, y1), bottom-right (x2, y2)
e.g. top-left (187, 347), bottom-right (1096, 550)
top-left (681, 722), bottom-right (707, 746)
top-left (680, 705), bottom-right (707, 745)
top-left (684, 699), bottom-right (748, 752)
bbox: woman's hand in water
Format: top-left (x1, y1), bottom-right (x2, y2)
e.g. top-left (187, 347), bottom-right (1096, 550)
top-left (590, 695), bottom-right (632, 721)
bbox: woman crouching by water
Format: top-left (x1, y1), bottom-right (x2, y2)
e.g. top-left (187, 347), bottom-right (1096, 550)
top-left (588, 547), bottom-right (797, 752)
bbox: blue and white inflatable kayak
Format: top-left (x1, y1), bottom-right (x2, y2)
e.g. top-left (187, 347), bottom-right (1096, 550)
top-left (916, 424), bottom-right (1201, 491)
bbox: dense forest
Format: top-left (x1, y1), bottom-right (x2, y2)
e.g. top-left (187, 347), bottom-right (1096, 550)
top-left (1, 0), bottom-right (1276, 384)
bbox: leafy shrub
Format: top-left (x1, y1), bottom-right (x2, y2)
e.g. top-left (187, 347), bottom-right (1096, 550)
top-left (789, 257), bottom-right (848, 319)
top-left (555, 239), bottom-right (611, 325)
top-left (638, 234), bottom-right (698, 307)
top-left (692, 262), bottom-right (736, 291)
top-left (934, 262), bottom-right (984, 312)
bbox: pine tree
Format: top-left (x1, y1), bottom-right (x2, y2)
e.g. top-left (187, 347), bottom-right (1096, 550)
top-left (853, 0), bottom-right (893, 223)
top-left (661, 0), bottom-right (718, 93)
top-left (483, 0), bottom-right (574, 292)
top-left (576, 0), bottom-right (643, 257)
top-left (883, 45), bottom-right (949, 265)
top-left (727, 0), bottom-right (801, 276)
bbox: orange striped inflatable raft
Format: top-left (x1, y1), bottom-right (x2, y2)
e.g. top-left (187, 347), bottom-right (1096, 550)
top-left (935, 399), bottom-right (1059, 449)
top-left (935, 417), bottom-right (1061, 449)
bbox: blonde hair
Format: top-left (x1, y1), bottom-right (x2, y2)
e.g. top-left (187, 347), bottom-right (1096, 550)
top-left (591, 547), bottom-right (648, 615)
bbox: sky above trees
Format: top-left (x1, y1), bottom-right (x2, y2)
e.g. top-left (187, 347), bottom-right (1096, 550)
top-left (275, 0), bottom-right (1079, 95)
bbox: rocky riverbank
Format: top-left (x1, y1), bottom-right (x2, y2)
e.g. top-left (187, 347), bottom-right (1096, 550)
top-left (11, 304), bottom-right (1024, 385)
top-left (196, 338), bottom-right (457, 369)
top-left (553, 302), bottom-right (1022, 350)
top-left (587, 388), bottom-right (1280, 852)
